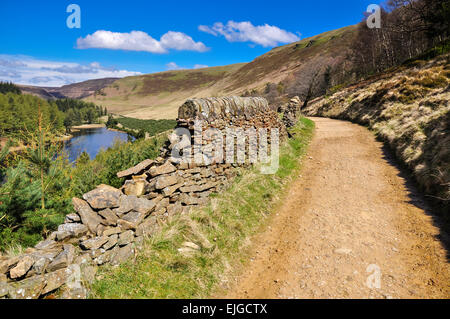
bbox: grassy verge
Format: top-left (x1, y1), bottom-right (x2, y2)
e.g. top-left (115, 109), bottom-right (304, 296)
top-left (90, 117), bottom-right (314, 299)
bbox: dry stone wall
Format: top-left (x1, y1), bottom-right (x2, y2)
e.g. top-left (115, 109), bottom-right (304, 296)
top-left (0, 96), bottom-right (287, 299)
top-left (278, 96), bottom-right (303, 129)
top-left (177, 96), bottom-right (287, 138)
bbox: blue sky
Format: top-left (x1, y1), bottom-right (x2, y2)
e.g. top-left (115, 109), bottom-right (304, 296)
top-left (0, 0), bottom-right (378, 87)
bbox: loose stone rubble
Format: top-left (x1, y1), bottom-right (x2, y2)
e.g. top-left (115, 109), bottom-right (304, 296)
top-left (0, 96), bottom-right (299, 299)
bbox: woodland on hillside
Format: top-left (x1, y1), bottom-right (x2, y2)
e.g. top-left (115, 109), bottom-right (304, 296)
top-left (0, 82), bottom-right (107, 140)
top-left (352, 0), bottom-right (450, 76)
top-left (0, 91), bottom-right (65, 140)
top-left (257, 0), bottom-right (450, 108)
top-left (0, 82), bottom-right (22, 95)
top-left (106, 116), bottom-right (176, 139)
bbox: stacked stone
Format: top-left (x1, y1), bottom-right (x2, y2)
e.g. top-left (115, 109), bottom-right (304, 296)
top-left (178, 96), bottom-right (286, 134)
top-left (120, 158), bottom-right (239, 217)
top-left (0, 232), bottom-right (95, 299)
top-left (281, 96), bottom-right (302, 128)
top-left (176, 96), bottom-right (287, 164)
top-left (0, 96), bottom-right (286, 299)
top-left (0, 158), bottom-right (239, 299)
top-left (0, 184), bottom-right (146, 299)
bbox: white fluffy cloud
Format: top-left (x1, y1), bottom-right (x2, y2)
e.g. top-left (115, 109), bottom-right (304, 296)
top-left (160, 32), bottom-right (209, 52)
top-left (77, 30), bottom-right (209, 53)
top-left (0, 55), bottom-right (141, 87)
top-left (199, 21), bottom-right (300, 47)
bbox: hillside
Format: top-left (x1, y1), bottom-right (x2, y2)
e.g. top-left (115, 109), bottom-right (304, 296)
top-left (221, 25), bottom-right (356, 92)
top-left (85, 25), bottom-right (357, 119)
top-left (84, 64), bottom-right (245, 119)
top-left (17, 85), bottom-right (59, 100)
top-left (13, 25), bottom-right (357, 120)
top-left (18, 78), bottom-right (119, 100)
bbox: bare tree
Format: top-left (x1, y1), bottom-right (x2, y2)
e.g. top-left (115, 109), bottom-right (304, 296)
top-left (352, 0), bottom-right (449, 77)
top-left (286, 56), bottom-right (341, 108)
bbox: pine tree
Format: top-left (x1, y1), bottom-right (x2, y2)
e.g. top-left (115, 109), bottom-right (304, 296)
top-left (0, 140), bottom-right (11, 180)
top-left (0, 82), bottom-right (21, 95)
top-left (23, 103), bottom-right (60, 209)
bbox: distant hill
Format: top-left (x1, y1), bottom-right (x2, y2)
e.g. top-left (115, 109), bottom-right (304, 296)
top-left (14, 25), bottom-right (357, 119)
top-left (18, 78), bottom-right (119, 100)
top-left (17, 85), bottom-right (59, 100)
top-left (84, 64), bottom-right (246, 119)
top-left (85, 25), bottom-right (357, 119)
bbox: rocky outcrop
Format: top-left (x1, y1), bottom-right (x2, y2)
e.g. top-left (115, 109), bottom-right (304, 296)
top-left (0, 96), bottom-right (285, 299)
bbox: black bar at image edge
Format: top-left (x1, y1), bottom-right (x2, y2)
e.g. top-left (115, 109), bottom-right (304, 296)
top-left (0, 299), bottom-right (448, 317)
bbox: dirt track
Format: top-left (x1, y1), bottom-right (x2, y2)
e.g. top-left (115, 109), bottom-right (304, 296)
top-left (221, 117), bottom-right (449, 299)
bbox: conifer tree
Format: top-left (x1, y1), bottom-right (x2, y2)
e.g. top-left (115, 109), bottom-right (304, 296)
top-left (22, 103), bottom-right (60, 209)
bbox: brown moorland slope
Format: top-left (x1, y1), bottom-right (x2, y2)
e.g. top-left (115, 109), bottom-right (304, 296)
top-left (222, 25), bottom-right (356, 92)
top-left (84, 64), bottom-right (245, 119)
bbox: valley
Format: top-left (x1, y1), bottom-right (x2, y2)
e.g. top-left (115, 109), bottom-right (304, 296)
top-left (0, 0), bottom-right (448, 301)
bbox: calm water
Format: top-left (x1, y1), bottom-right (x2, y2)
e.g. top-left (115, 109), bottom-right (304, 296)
top-left (64, 127), bottom-right (133, 163)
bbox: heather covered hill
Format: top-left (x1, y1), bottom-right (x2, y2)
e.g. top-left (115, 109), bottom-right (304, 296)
top-left (222, 25), bottom-right (357, 93)
top-left (84, 64), bottom-right (245, 119)
top-left (84, 26), bottom-right (358, 119)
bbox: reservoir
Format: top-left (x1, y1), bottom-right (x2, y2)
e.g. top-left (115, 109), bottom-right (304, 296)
top-left (64, 126), bottom-right (133, 163)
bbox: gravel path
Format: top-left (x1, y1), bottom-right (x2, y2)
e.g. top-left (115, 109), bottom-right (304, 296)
top-left (222, 117), bottom-right (449, 299)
